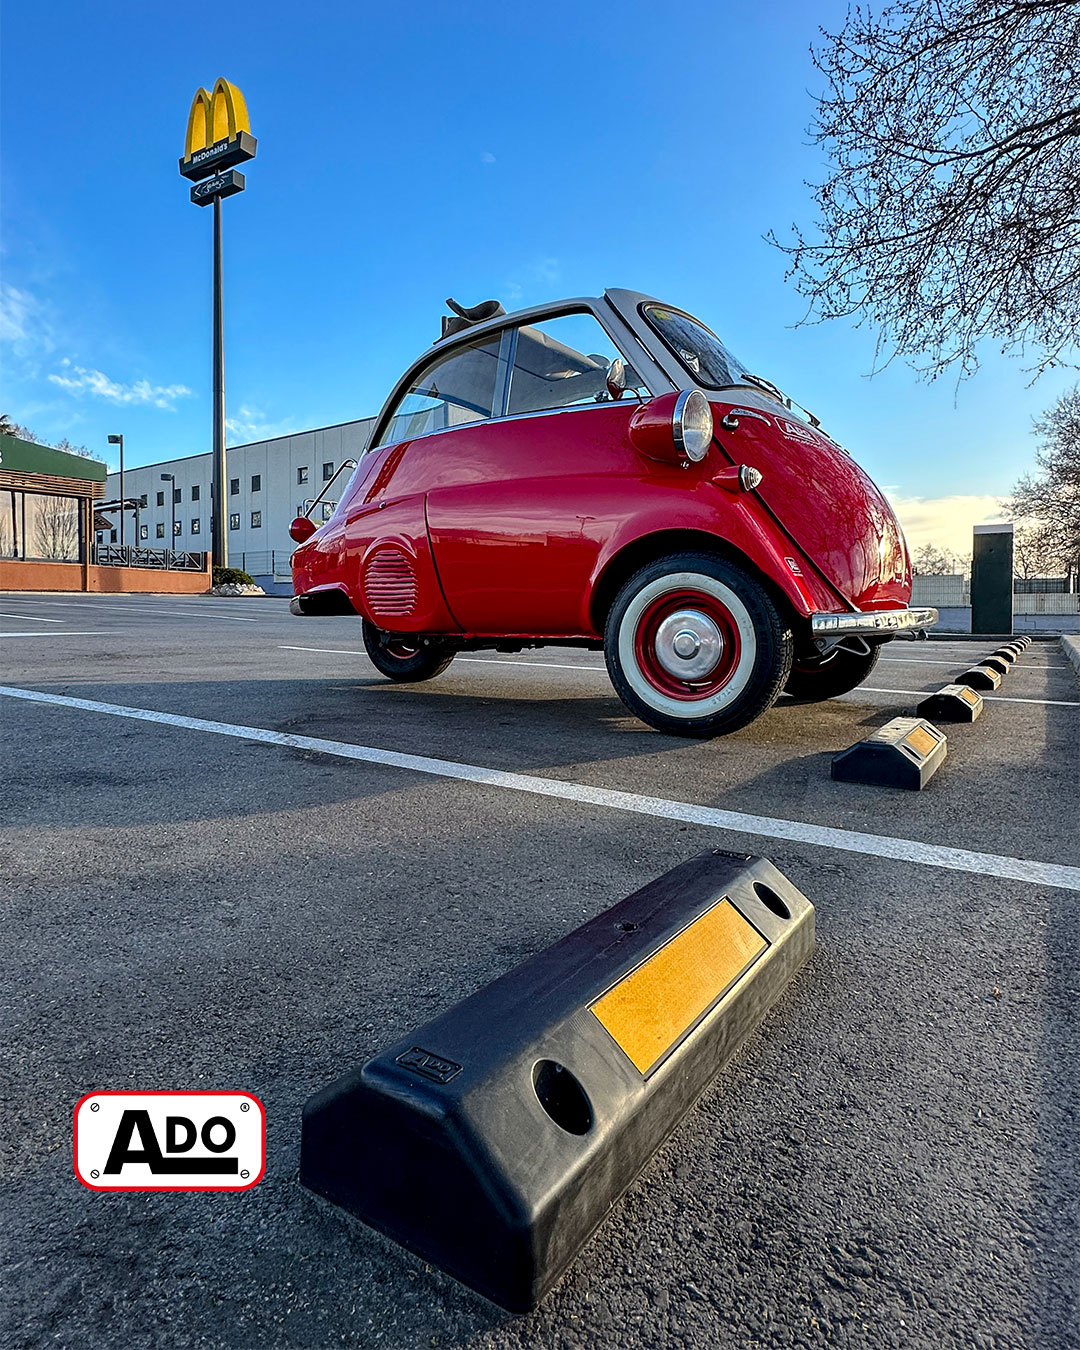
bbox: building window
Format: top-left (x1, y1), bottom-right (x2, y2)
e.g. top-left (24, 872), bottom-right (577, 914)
top-left (251, 474), bottom-right (261, 492)
top-left (229, 513), bottom-right (240, 530)
top-left (251, 510), bottom-right (262, 528)
top-left (5, 492), bottom-right (83, 561)
top-left (157, 491), bottom-right (165, 507)
top-left (140, 524), bottom-right (148, 540)
top-left (230, 478), bottom-right (240, 496)
top-left (322, 502), bottom-right (333, 521)
top-left (156, 522), bottom-right (165, 539)
top-left (322, 462), bottom-right (334, 481)
top-left (191, 518), bottom-right (200, 534)
top-left (297, 466), bottom-right (308, 484)
top-left (96, 531), bottom-right (103, 545)
top-left (173, 487), bottom-right (182, 504)
top-left (191, 484), bottom-right (200, 501)
top-left (110, 529), bottom-right (117, 543)
top-left (173, 520), bottom-right (182, 536)
top-left (139, 494), bottom-right (148, 508)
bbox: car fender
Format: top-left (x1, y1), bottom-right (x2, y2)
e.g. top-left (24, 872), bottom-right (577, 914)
top-left (583, 487), bottom-right (845, 633)
top-left (344, 499), bottom-right (458, 633)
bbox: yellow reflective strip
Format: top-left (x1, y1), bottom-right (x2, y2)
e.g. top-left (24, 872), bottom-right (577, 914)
top-left (590, 900), bottom-right (766, 1075)
top-left (905, 726), bottom-right (938, 757)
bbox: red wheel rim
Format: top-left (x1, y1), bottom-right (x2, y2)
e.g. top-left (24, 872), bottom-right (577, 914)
top-left (384, 640), bottom-right (419, 660)
top-left (632, 589), bottom-right (743, 701)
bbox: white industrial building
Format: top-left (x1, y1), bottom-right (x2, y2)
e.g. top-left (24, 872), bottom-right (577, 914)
top-left (102, 416), bottom-right (375, 593)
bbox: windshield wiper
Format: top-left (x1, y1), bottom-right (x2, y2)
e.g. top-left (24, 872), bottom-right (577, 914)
top-left (741, 372), bottom-right (821, 429)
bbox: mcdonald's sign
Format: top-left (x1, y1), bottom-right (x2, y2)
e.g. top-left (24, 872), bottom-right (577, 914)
top-left (179, 78), bottom-right (257, 182)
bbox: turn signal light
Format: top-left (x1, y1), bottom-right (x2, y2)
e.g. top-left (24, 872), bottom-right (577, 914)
top-left (712, 465), bottom-right (763, 493)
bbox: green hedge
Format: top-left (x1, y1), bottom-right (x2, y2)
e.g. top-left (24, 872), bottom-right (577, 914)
top-left (213, 566), bottom-right (255, 586)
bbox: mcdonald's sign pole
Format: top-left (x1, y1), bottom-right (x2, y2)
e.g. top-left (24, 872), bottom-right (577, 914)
top-left (180, 79), bottom-right (257, 570)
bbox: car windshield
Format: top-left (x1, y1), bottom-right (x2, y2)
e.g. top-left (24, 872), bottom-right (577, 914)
top-left (642, 304), bottom-right (750, 390)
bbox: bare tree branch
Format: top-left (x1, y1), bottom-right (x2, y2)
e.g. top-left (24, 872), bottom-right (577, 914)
top-left (771, 0), bottom-right (1080, 378)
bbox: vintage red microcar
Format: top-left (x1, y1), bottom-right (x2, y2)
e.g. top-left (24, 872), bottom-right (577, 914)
top-left (289, 291), bottom-right (937, 736)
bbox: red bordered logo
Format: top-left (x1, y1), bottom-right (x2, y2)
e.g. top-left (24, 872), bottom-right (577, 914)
top-left (74, 1091), bottom-right (266, 1191)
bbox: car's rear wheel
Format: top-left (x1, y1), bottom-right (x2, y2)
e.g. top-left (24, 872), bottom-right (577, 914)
top-left (784, 644), bottom-right (881, 701)
top-left (604, 553), bottom-right (793, 737)
top-left (362, 620), bottom-right (455, 682)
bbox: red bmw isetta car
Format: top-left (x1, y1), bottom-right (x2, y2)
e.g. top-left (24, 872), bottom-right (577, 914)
top-left (290, 290), bottom-right (936, 736)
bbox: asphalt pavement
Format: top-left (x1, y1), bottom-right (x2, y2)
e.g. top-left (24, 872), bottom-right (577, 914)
top-left (1, 592), bottom-right (1077, 1350)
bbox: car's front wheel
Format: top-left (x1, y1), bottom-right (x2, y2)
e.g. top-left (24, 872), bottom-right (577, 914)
top-left (604, 553), bottom-right (793, 737)
top-left (362, 620), bottom-right (456, 682)
top-left (784, 644), bottom-right (881, 701)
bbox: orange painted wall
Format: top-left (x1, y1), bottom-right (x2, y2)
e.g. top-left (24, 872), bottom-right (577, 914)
top-left (0, 559), bottom-right (210, 594)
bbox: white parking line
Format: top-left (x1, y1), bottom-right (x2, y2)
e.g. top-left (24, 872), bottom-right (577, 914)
top-left (280, 646), bottom-right (1079, 705)
top-left (0, 613), bottom-right (63, 622)
top-left (859, 685), bottom-right (1079, 707)
top-left (1, 599), bottom-right (257, 622)
top-left (0, 631), bottom-right (113, 639)
top-left (2, 682), bottom-right (1078, 892)
top-left (881, 656), bottom-right (1062, 670)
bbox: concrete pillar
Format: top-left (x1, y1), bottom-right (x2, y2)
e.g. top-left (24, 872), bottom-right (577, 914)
top-left (971, 523), bottom-right (1014, 635)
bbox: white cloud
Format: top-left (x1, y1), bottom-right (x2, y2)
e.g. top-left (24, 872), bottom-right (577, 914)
top-left (884, 489), bottom-right (1008, 557)
top-left (0, 283), bottom-right (33, 343)
top-left (225, 405), bottom-right (298, 442)
top-left (48, 361), bottom-right (192, 410)
top-left (480, 151), bottom-right (496, 164)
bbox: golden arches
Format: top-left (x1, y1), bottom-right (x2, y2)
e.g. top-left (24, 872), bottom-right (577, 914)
top-left (184, 79), bottom-right (251, 160)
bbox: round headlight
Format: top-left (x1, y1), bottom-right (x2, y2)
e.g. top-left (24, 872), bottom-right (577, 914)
top-left (672, 389), bottom-right (713, 462)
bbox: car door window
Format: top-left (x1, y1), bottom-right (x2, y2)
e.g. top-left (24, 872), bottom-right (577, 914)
top-left (505, 313), bottom-right (644, 416)
top-left (376, 335), bottom-right (503, 448)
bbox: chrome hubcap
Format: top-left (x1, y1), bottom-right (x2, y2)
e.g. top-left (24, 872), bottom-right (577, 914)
top-left (654, 609), bottom-right (723, 680)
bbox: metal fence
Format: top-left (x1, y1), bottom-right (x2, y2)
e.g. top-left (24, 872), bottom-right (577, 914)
top-left (234, 550), bottom-right (292, 578)
top-left (93, 544), bottom-right (206, 572)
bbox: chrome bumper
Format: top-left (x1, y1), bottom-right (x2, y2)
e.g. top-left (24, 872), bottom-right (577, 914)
top-left (810, 607), bottom-right (938, 637)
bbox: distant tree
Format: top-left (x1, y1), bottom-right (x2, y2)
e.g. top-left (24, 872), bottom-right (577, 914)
top-left (1009, 385), bottom-right (1080, 574)
top-left (53, 436), bottom-right (93, 459)
top-left (0, 414), bottom-right (36, 440)
top-left (912, 542), bottom-right (961, 575)
top-left (33, 495), bottom-right (80, 560)
top-left (1012, 522), bottom-right (1062, 578)
top-left (773, 0), bottom-right (1080, 378)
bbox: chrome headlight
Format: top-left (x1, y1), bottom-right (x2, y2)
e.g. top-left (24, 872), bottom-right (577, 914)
top-left (672, 389), bottom-right (713, 462)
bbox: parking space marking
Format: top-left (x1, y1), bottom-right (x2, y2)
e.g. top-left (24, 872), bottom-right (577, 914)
top-left (279, 647), bottom-right (1080, 704)
top-left (882, 656), bottom-right (1062, 670)
top-left (860, 685), bottom-right (1079, 707)
top-left (0, 613), bottom-right (63, 622)
top-left (0, 600), bottom-right (258, 622)
top-left (3, 682), bottom-right (1078, 892)
top-left (0, 631), bottom-right (113, 639)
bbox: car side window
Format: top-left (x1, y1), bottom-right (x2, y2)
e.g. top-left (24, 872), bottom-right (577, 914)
top-left (375, 335), bottom-right (503, 448)
top-left (505, 313), bottom-right (644, 416)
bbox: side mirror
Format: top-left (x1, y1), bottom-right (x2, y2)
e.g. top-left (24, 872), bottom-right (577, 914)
top-left (289, 515), bottom-right (318, 544)
top-left (606, 359), bottom-right (627, 401)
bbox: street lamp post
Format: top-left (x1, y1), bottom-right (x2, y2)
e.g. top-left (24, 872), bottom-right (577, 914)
top-left (161, 473), bottom-right (176, 550)
top-left (107, 434), bottom-right (124, 548)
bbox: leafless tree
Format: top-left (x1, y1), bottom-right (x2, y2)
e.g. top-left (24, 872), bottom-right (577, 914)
top-left (912, 541), bottom-right (962, 574)
top-left (772, 0), bottom-right (1080, 378)
top-left (33, 495), bottom-right (80, 560)
top-left (53, 436), bottom-right (93, 459)
top-left (1009, 384), bottom-right (1080, 573)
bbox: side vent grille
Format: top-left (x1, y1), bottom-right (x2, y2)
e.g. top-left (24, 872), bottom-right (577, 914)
top-left (364, 547), bottom-right (418, 619)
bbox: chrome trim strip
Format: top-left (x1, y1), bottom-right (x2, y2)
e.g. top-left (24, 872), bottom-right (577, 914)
top-left (810, 607), bottom-right (939, 636)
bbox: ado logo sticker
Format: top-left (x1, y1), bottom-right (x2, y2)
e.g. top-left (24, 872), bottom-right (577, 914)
top-left (74, 1091), bottom-right (265, 1191)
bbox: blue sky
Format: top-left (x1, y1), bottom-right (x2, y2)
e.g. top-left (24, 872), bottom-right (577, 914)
top-left (2, 0), bottom-right (1072, 553)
